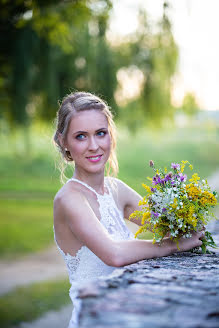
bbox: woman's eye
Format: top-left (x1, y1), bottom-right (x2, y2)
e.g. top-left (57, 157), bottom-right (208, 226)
top-left (76, 134), bottom-right (86, 140)
top-left (97, 131), bottom-right (106, 137)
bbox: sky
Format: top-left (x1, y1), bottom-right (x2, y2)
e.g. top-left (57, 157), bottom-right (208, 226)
top-left (108, 0), bottom-right (219, 110)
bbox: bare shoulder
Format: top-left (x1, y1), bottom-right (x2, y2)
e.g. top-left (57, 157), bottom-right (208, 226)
top-left (53, 182), bottom-right (88, 218)
top-left (107, 176), bottom-right (130, 192)
top-left (107, 177), bottom-right (142, 212)
top-left (107, 177), bottom-right (140, 196)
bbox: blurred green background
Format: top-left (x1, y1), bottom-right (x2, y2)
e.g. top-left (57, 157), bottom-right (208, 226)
top-left (0, 1), bottom-right (219, 327)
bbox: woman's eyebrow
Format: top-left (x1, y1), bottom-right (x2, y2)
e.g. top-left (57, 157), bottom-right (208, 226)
top-left (96, 128), bottom-right (108, 132)
top-left (72, 128), bottom-right (107, 135)
top-left (73, 130), bottom-right (87, 135)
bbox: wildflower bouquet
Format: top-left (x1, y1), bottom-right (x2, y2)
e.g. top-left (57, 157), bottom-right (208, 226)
top-left (130, 160), bottom-right (218, 253)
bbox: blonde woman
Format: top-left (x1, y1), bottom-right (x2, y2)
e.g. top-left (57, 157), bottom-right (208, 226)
top-left (53, 91), bottom-right (204, 327)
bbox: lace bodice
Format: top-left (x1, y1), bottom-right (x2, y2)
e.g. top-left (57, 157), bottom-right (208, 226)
top-left (54, 177), bottom-right (134, 327)
top-left (54, 177), bottom-right (134, 285)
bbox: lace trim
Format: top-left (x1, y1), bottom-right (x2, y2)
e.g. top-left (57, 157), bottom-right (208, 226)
top-left (53, 225), bottom-right (86, 272)
top-left (67, 177), bottom-right (111, 198)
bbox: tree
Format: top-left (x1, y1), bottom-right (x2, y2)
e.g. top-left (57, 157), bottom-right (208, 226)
top-left (182, 92), bottom-right (200, 117)
top-left (0, 0), bottom-right (115, 126)
top-left (112, 1), bottom-right (179, 129)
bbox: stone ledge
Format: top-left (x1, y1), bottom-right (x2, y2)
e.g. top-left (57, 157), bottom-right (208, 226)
top-left (78, 233), bottom-right (219, 327)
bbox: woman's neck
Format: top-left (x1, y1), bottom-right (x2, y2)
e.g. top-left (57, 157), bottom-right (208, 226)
top-left (73, 169), bottom-right (106, 195)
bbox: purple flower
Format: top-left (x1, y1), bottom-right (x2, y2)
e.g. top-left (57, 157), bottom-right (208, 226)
top-left (151, 211), bottom-right (159, 218)
top-left (152, 174), bottom-right (162, 185)
top-left (171, 163), bottom-right (180, 170)
top-left (162, 208), bottom-right (167, 213)
top-left (149, 160), bottom-right (154, 167)
top-left (151, 187), bottom-right (157, 192)
top-left (179, 173), bottom-right (187, 182)
top-left (164, 174), bottom-right (172, 182)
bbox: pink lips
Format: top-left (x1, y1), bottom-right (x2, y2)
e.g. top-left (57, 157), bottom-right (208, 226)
top-left (86, 155), bottom-right (103, 163)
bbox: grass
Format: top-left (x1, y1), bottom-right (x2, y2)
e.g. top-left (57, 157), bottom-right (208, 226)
top-left (0, 279), bottom-right (70, 328)
top-left (117, 126), bottom-right (219, 194)
top-left (0, 124), bottom-right (219, 258)
top-left (0, 199), bottom-right (53, 259)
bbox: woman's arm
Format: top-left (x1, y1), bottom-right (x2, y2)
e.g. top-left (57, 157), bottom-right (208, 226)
top-left (54, 190), bottom-right (203, 268)
top-left (115, 179), bottom-right (144, 226)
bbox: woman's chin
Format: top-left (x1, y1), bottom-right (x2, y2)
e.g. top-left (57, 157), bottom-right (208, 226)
top-left (76, 164), bottom-right (105, 175)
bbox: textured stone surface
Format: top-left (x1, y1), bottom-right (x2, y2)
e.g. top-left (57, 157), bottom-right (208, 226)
top-left (78, 223), bottom-right (219, 328)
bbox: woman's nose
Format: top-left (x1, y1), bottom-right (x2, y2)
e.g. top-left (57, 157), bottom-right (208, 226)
top-left (88, 136), bottom-right (99, 151)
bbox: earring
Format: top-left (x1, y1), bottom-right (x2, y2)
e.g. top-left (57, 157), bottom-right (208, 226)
top-left (65, 148), bottom-right (68, 152)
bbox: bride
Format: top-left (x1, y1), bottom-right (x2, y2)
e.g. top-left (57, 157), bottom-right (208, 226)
top-left (53, 91), bottom-right (204, 327)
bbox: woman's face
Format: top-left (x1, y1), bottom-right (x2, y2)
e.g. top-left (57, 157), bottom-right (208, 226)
top-left (65, 109), bottom-right (111, 175)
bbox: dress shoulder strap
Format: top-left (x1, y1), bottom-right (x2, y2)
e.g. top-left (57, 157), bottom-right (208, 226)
top-left (68, 178), bottom-right (99, 196)
top-left (68, 177), bottom-right (109, 198)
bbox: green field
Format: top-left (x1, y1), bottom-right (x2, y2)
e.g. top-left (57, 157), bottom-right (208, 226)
top-left (0, 124), bottom-right (219, 258)
top-left (0, 279), bottom-right (70, 328)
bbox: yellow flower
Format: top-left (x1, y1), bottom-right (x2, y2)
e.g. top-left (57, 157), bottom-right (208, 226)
top-left (183, 204), bottom-right (197, 227)
top-left (187, 215), bottom-right (197, 227)
top-left (171, 198), bottom-right (178, 209)
top-left (135, 226), bottom-right (144, 238)
top-left (189, 164), bottom-right (193, 170)
top-left (200, 191), bottom-right (217, 206)
top-left (142, 184), bottom-right (151, 193)
top-left (186, 183), bottom-right (201, 200)
top-left (141, 211), bottom-right (151, 225)
top-left (189, 173), bottom-right (200, 184)
top-left (129, 212), bottom-right (136, 219)
top-left (138, 197), bottom-right (147, 206)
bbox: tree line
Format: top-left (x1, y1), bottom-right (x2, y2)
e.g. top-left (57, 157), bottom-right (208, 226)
top-left (0, 0), bottom-right (197, 130)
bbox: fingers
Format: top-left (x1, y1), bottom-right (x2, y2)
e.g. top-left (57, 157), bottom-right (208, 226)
top-left (192, 230), bottom-right (205, 239)
top-left (197, 239), bottom-right (202, 247)
top-left (198, 230), bottom-right (205, 240)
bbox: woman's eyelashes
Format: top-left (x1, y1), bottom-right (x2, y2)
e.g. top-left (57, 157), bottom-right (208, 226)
top-left (76, 134), bottom-right (86, 140)
top-left (97, 130), bottom-right (107, 137)
top-left (75, 130), bottom-right (107, 140)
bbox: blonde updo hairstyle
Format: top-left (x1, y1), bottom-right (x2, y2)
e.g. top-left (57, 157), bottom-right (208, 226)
top-left (54, 91), bottom-right (118, 180)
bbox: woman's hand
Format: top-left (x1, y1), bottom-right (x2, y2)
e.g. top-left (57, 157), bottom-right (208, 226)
top-left (176, 230), bottom-right (205, 252)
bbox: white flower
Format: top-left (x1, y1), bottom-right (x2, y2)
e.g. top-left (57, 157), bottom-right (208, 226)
top-left (171, 230), bottom-right (179, 237)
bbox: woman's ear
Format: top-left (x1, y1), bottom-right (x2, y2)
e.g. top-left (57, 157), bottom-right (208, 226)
top-left (58, 133), bottom-right (65, 148)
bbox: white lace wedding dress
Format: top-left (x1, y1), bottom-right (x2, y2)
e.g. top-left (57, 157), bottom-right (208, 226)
top-left (54, 177), bottom-right (134, 327)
